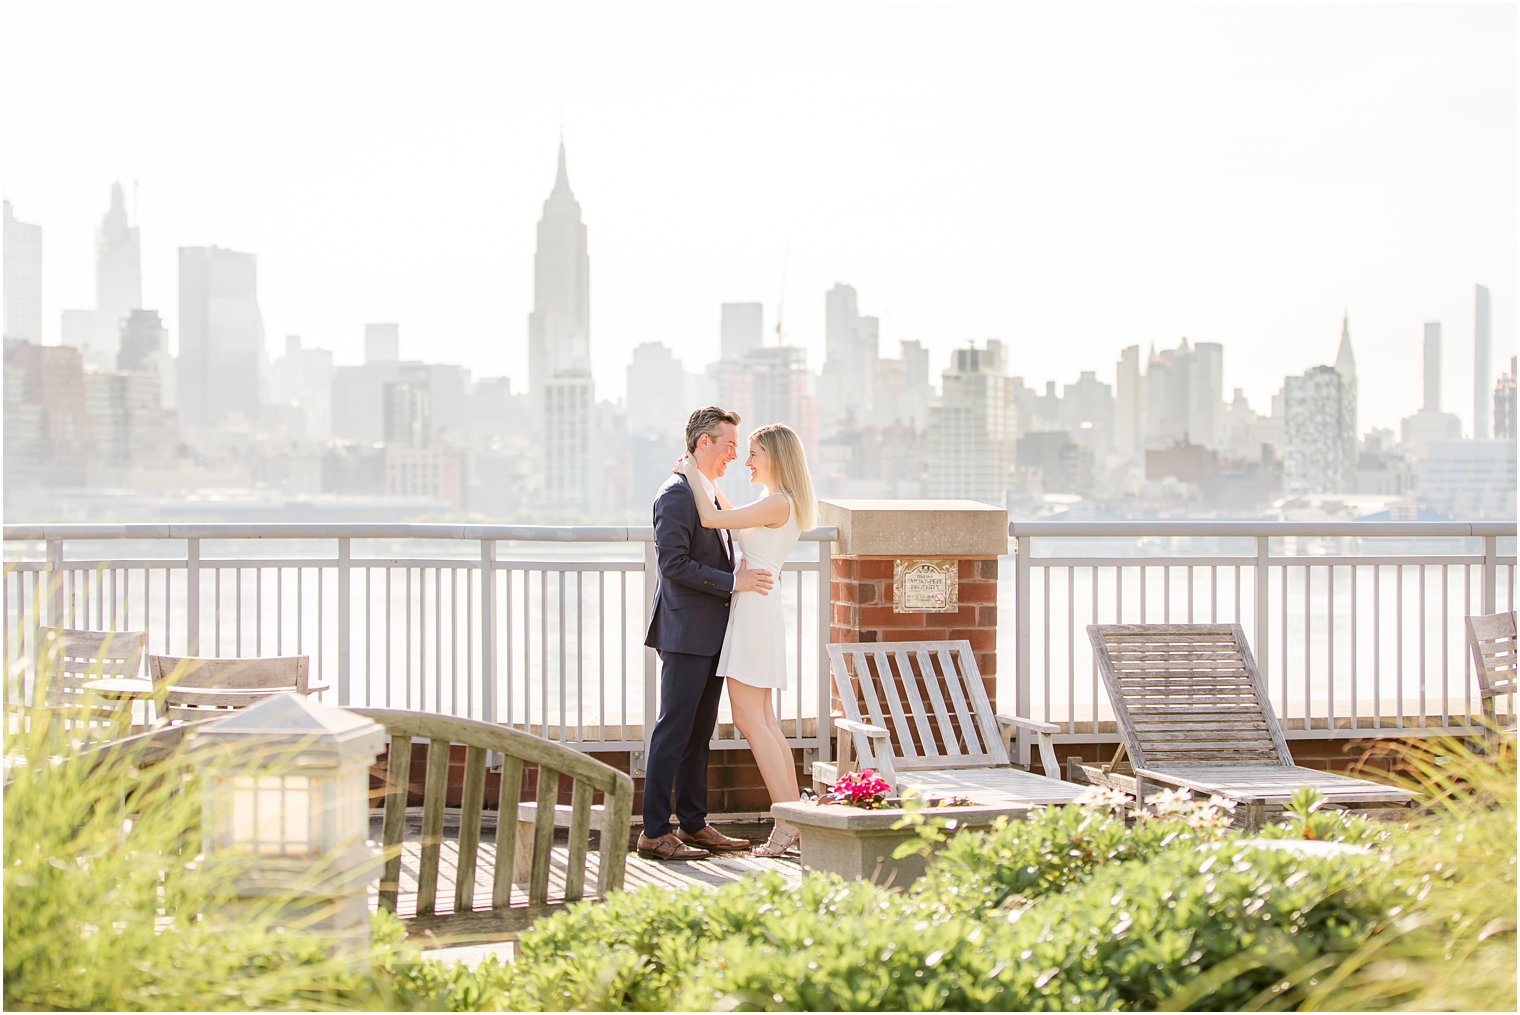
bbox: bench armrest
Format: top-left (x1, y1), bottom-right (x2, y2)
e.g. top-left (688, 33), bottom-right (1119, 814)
top-left (996, 714), bottom-right (1061, 778)
top-left (831, 718), bottom-right (897, 787)
top-left (835, 718), bottom-right (890, 740)
top-left (995, 714), bottom-right (1061, 735)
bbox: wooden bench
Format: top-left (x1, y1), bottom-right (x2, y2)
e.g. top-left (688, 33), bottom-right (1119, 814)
top-left (352, 709), bottom-right (634, 945)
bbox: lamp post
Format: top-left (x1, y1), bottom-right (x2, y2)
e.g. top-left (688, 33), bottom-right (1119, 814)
top-left (194, 693), bottom-right (386, 953)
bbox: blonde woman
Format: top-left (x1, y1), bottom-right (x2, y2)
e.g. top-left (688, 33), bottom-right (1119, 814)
top-left (678, 422), bottom-right (816, 857)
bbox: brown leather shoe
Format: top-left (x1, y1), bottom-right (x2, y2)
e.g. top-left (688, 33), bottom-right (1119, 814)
top-left (676, 825), bottom-right (752, 852)
top-left (636, 832), bottom-right (711, 861)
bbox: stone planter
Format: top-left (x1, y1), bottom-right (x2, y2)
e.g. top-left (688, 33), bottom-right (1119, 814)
top-left (770, 798), bottom-right (1031, 887)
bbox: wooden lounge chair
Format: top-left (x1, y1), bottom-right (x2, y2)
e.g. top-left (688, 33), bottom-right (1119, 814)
top-left (1466, 611), bottom-right (1517, 747)
top-left (815, 639), bottom-right (1085, 808)
top-left (1086, 623), bottom-right (1415, 828)
top-left (148, 654), bottom-right (324, 723)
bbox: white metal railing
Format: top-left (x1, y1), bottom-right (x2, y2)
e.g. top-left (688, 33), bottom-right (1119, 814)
top-left (7, 519), bottom-right (1515, 773)
top-left (1005, 520), bottom-right (1517, 765)
top-left (2, 523), bottom-right (836, 771)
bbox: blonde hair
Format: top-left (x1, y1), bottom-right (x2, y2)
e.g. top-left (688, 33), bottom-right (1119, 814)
top-left (749, 423), bottom-right (816, 530)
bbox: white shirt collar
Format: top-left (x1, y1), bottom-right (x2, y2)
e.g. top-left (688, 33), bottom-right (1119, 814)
top-left (694, 469), bottom-right (717, 502)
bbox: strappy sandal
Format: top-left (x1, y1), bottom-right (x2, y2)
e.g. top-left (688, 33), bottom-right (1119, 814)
top-left (752, 827), bottom-right (801, 858)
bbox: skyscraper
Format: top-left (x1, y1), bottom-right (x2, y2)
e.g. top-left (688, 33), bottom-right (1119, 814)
top-left (928, 341), bottom-right (1015, 503)
top-left (1114, 345), bottom-right (1141, 463)
top-left (118, 309), bottom-right (175, 409)
top-left (527, 140), bottom-right (591, 407)
top-left (626, 341), bottom-right (686, 438)
top-left (1189, 341), bottom-right (1225, 450)
top-left (1062, 370), bottom-right (1115, 457)
top-left (383, 381), bottom-right (430, 447)
top-left (1423, 322), bottom-right (1442, 413)
top-left (1282, 365), bottom-right (1353, 494)
top-left (1333, 312), bottom-right (1357, 449)
top-left (366, 323), bottom-right (401, 364)
top-left (819, 283), bottom-right (879, 426)
top-left (720, 303), bottom-right (763, 363)
top-left (870, 339), bottom-right (932, 429)
top-left (1337, 313), bottom-right (1361, 431)
top-left (1474, 284), bottom-right (1492, 440)
top-left (177, 246), bottom-right (264, 429)
top-left (1400, 322), bottom-right (1462, 462)
top-left (1495, 356), bottom-right (1517, 442)
top-left (1143, 339), bottom-right (1192, 448)
top-left (3, 200), bottom-right (42, 343)
top-left (744, 344), bottom-right (818, 456)
top-left (93, 182), bottom-right (142, 370)
top-left (543, 374), bottom-right (594, 509)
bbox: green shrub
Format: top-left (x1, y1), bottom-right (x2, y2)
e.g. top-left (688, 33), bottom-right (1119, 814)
top-left (504, 810), bottom-right (1406, 1011)
top-left (506, 749), bottom-right (1515, 1012)
top-left (1297, 739), bottom-right (1517, 1012)
top-left (906, 799), bottom-right (1228, 919)
top-left (500, 871), bottom-right (896, 1010)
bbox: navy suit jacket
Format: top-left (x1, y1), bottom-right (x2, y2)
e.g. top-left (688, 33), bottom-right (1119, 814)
top-left (645, 474), bottom-right (736, 657)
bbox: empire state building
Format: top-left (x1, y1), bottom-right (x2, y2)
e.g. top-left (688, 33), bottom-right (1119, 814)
top-left (528, 140), bottom-right (591, 405)
top-left (530, 140), bottom-right (595, 509)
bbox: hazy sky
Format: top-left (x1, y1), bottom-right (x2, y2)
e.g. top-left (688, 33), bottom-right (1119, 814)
top-left (3, 0), bottom-right (1514, 433)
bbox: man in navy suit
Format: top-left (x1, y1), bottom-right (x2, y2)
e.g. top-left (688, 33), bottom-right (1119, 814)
top-left (638, 406), bottom-right (774, 860)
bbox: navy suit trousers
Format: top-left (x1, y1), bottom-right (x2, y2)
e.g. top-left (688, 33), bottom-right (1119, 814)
top-left (642, 648), bottom-right (726, 837)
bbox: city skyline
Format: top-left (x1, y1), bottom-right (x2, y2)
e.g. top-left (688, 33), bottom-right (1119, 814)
top-left (2, 0), bottom-right (1514, 435)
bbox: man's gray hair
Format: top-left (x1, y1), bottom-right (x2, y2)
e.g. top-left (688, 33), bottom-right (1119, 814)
top-left (685, 406), bottom-right (741, 453)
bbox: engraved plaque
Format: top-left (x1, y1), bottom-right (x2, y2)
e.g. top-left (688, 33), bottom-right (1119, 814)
top-left (893, 558), bottom-right (958, 613)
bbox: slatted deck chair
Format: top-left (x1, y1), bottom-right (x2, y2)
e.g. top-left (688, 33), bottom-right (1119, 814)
top-left (148, 654), bottom-right (323, 723)
top-left (38, 628), bottom-right (148, 735)
top-left (351, 709), bottom-right (634, 946)
top-left (1088, 623), bottom-right (1415, 829)
top-left (1466, 611), bottom-right (1517, 748)
top-left (815, 640), bottom-right (1085, 808)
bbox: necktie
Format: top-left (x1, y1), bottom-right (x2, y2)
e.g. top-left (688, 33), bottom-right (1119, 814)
top-left (716, 498), bottom-right (732, 565)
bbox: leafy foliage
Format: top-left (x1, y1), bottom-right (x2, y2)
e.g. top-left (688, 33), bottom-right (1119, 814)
top-left (5, 634), bottom-right (1511, 1012)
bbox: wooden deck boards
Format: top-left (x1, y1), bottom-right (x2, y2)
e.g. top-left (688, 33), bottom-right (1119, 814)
top-left (368, 812), bottom-right (802, 953)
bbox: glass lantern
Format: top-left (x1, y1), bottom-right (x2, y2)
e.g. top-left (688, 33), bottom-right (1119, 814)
top-left (194, 693), bottom-right (386, 949)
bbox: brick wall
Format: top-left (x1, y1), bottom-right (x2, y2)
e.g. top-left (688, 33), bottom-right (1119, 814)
top-left (830, 555), bottom-right (999, 701)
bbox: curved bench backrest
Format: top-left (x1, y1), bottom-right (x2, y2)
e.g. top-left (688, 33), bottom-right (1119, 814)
top-left (351, 708), bottom-right (634, 944)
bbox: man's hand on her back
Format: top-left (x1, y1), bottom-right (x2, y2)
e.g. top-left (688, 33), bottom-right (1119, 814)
top-left (734, 562), bottom-right (773, 595)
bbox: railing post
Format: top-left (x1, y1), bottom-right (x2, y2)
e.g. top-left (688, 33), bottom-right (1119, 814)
top-left (1014, 532), bottom-right (1032, 767)
top-left (817, 533), bottom-right (833, 764)
top-left (186, 538), bottom-right (201, 655)
top-left (479, 539), bottom-right (497, 724)
top-left (1481, 534), bottom-right (1498, 615)
top-left (1254, 534), bottom-right (1270, 680)
top-left (336, 537), bottom-right (351, 705)
top-left (636, 540), bottom-right (659, 776)
top-left (44, 538), bottom-right (64, 630)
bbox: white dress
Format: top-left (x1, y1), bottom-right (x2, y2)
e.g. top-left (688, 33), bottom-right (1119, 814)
top-left (716, 496), bottom-right (800, 690)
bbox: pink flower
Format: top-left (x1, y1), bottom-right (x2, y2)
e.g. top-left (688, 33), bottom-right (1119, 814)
top-left (822, 769), bottom-right (892, 809)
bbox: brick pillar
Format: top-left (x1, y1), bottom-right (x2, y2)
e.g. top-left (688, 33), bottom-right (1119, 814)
top-left (819, 499), bottom-right (1007, 706)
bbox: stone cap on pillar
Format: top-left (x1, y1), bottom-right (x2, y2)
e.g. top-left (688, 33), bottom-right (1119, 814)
top-left (817, 499), bottom-right (1009, 557)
